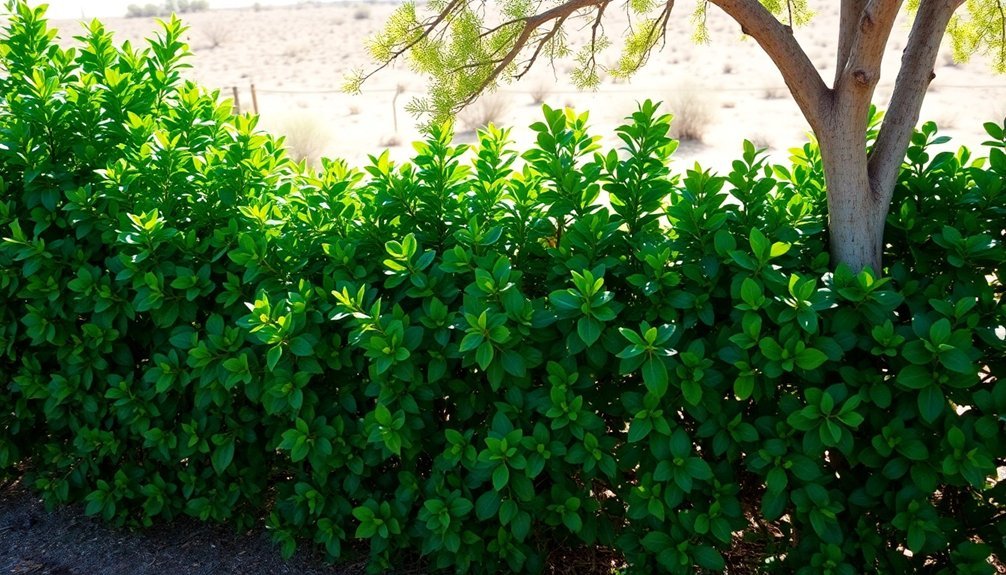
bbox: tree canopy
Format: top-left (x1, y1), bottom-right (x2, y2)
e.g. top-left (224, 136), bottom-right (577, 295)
top-left (348, 0), bottom-right (1006, 123)
top-left (348, 0), bottom-right (1006, 273)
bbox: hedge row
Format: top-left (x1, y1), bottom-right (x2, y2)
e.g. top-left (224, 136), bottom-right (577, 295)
top-left (0, 3), bottom-right (1004, 573)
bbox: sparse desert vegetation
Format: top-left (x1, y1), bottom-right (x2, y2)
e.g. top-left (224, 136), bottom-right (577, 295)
top-left (44, 0), bottom-right (996, 184)
top-left (763, 86), bottom-right (786, 100)
top-left (749, 133), bottom-right (773, 150)
top-left (274, 112), bottom-right (331, 165)
top-left (202, 21), bottom-right (230, 48)
top-left (379, 133), bottom-right (402, 147)
top-left (126, 0), bottom-right (208, 18)
top-left (458, 92), bottom-right (511, 131)
top-left (528, 79), bottom-right (553, 105)
top-left (667, 89), bottom-right (713, 142)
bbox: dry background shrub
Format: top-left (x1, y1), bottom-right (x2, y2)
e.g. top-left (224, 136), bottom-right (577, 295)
top-left (763, 87), bottom-right (787, 100)
top-left (458, 92), bottom-right (511, 131)
top-left (528, 80), bottom-right (553, 105)
top-left (202, 21), bottom-right (230, 48)
top-left (667, 89), bottom-right (713, 142)
top-left (271, 112), bottom-right (331, 165)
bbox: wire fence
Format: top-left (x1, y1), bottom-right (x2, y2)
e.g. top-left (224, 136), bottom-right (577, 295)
top-left (232, 83), bottom-right (1006, 96)
top-left (218, 81), bottom-right (1006, 116)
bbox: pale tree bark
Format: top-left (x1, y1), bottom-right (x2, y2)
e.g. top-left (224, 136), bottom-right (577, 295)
top-left (836, 0), bottom-right (868, 86)
top-left (869, 0), bottom-right (967, 209)
top-left (822, 0), bottom-right (904, 273)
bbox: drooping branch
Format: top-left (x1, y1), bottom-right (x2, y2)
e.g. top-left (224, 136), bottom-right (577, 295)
top-left (1001, 1), bottom-right (1006, 67)
top-left (836, 0), bottom-right (867, 86)
top-left (357, 0), bottom-right (831, 123)
top-left (639, 0), bottom-right (678, 66)
top-left (349, 0), bottom-right (466, 89)
top-left (516, 21), bottom-right (575, 80)
top-left (709, 0), bottom-right (830, 132)
top-left (578, 0), bottom-right (610, 81)
top-left (452, 0), bottom-right (617, 111)
top-left (611, 0), bottom-right (677, 77)
top-left (868, 0), bottom-right (965, 204)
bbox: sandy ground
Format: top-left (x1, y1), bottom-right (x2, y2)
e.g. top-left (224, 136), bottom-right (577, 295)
top-left (45, 1), bottom-right (1005, 172)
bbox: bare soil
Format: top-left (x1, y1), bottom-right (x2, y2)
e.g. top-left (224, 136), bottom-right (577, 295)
top-left (0, 479), bottom-right (382, 575)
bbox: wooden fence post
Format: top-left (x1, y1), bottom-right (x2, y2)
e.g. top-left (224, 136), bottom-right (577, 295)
top-left (250, 83), bottom-right (259, 115)
top-left (232, 86), bottom-right (241, 115)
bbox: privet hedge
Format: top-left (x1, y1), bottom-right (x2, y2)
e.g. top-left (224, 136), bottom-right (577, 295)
top-left (1, 3), bottom-right (1004, 573)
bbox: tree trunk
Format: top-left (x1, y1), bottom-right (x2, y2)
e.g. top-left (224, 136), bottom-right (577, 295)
top-left (819, 119), bottom-right (887, 274)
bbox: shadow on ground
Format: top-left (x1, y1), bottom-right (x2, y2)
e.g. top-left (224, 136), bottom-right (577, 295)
top-left (0, 479), bottom-right (400, 575)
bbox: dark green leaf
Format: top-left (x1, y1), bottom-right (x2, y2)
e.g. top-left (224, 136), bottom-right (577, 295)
top-left (918, 385), bottom-right (945, 423)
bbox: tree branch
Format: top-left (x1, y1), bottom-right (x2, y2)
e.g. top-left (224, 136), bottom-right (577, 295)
top-left (837, 0), bottom-right (903, 95)
top-left (617, 0), bottom-right (677, 75)
top-left (709, 0), bottom-right (830, 132)
top-left (514, 15), bottom-right (569, 81)
top-left (836, 0), bottom-right (867, 86)
top-left (458, 0), bottom-right (612, 109)
top-left (353, 0), bottom-right (466, 87)
top-left (571, 0), bottom-right (610, 85)
top-left (650, 1), bottom-right (677, 55)
top-left (868, 0), bottom-right (965, 205)
top-left (996, 0), bottom-right (1006, 70)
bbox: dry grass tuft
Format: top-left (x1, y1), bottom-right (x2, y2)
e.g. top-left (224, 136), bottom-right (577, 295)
top-left (203, 23), bottom-right (231, 49)
top-left (276, 112), bottom-right (330, 165)
top-left (935, 113), bottom-right (958, 130)
top-left (281, 43), bottom-right (306, 60)
top-left (528, 80), bottom-right (552, 105)
top-left (763, 87), bottom-right (787, 100)
top-left (458, 93), bottom-right (511, 131)
top-left (749, 133), bottom-right (773, 150)
top-left (667, 90), bottom-right (713, 142)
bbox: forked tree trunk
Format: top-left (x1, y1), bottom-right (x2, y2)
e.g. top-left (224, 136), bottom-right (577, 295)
top-left (707, 0), bottom-right (963, 275)
top-left (387, 0), bottom-right (968, 274)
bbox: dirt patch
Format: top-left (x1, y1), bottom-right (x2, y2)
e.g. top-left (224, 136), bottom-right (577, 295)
top-left (0, 479), bottom-right (386, 575)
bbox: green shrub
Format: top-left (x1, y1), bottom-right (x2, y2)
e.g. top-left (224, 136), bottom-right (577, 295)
top-left (0, 3), bottom-right (1004, 574)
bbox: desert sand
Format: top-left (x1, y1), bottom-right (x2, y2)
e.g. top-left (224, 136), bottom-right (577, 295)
top-left (49, 1), bottom-right (1005, 172)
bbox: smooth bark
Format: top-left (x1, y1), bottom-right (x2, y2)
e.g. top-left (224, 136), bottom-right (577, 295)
top-left (819, 121), bottom-right (885, 273)
top-left (869, 0), bottom-right (966, 208)
top-left (836, 0), bottom-right (868, 86)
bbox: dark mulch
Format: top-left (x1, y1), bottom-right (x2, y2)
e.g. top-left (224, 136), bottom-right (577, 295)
top-left (0, 478), bottom-right (380, 575)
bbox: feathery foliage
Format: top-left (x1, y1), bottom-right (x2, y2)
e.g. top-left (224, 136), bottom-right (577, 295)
top-left (351, 0), bottom-right (1006, 124)
top-left (947, 0), bottom-right (1006, 72)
